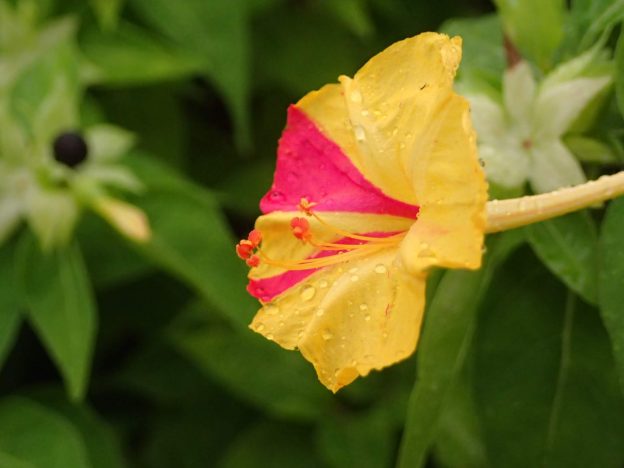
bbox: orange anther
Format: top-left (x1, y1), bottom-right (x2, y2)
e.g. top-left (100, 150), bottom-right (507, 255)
top-left (290, 217), bottom-right (311, 241)
top-left (236, 240), bottom-right (254, 259)
top-left (298, 198), bottom-right (317, 216)
top-left (248, 229), bottom-right (262, 247)
top-left (246, 254), bottom-right (260, 267)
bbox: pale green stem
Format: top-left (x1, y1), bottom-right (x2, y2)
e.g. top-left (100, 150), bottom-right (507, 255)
top-left (486, 171), bottom-right (624, 233)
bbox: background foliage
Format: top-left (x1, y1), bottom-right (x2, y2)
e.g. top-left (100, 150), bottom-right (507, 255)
top-left (1, 0), bottom-right (624, 467)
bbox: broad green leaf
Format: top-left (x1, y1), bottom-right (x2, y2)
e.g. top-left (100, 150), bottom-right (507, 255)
top-left (0, 396), bottom-right (90, 468)
top-left (322, 0), bottom-right (373, 38)
top-left (16, 235), bottom-right (97, 400)
top-left (317, 406), bottom-right (394, 468)
top-left (494, 0), bottom-right (565, 70)
top-left (29, 393), bottom-right (127, 468)
top-left (218, 421), bottom-right (321, 468)
top-left (0, 243), bottom-right (22, 369)
top-left (171, 323), bottom-right (333, 421)
top-left (440, 14), bottom-right (505, 86)
top-left (253, 7), bottom-right (363, 96)
top-left (615, 28), bottom-right (624, 120)
top-left (0, 451), bottom-right (34, 468)
top-left (433, 363), bottom-right (487, 468)
top-left (526, 211), bottom-right (598, 304)
top-left (81, 22), bottom-right (200, 86)
top-left (474, 251), bottom-right (624, 467)
top-left (600, 197), bottom-right (624, 392)
top-left (126, 154), bottom-right (255, 328)
top-left (397, 230), bottom-right (525, 468)
top-left (129, 0), bottom-right (250, 150)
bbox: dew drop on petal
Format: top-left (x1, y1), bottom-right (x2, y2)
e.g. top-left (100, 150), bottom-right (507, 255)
top-left (322, 330), bottom-right (333, 341)
top-left (364, 313), bottom-right (371, 321)
top-left (316, 308), bottom-right (325, 317)
top-left (349, 267), bottom-right (359, 274)
top-left (359, 303), bottom-right (368, 311)
top-left (350, 275), bottom-right (359, 282)
top-left (374, 264), bottom-right (387, 274)
top-left (354, 125), bottom-right (366, 142)
top-left (256, 324), bottom-right (265, 332)
top-left (350, 90), bottom-right (362, 103)
top-left (267, 333), bottom-right (274, 340)
top-left (300, 285), bottom-right (316, 301)
top-left (319, 280), bottom-right (329, 288)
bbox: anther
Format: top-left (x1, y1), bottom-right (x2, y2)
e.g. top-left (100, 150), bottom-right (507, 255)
top-left (298, 198), bottom-right (317, 215)
top-left (236, 240), bottom-right (254, 260)
top-left (290, 217), bottom-right (311, 241)
top-left (246, 255), bottom-right (260, 267)
top-left (248, 229), bottom-right (262, 247)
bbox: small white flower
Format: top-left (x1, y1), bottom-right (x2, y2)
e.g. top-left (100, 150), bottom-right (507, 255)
top-left (465, 47), bottom-right (612, 194)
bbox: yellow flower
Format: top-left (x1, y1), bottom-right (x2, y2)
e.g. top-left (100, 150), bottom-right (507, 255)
top-left (237, 32), bottom-right (488, 392)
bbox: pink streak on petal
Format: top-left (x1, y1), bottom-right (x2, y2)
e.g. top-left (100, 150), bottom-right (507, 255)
top-left (247, 232), bottom-right (399, 303)
top-left (260, 106), bottom-right (419, 218)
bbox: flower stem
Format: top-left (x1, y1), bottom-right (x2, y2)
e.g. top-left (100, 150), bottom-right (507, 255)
top-left (485, 171), bottom-right (624, 233)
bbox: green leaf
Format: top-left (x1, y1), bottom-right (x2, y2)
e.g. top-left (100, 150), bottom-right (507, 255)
top-left (217, 421), bottom-right (321, 468)
top-left (0, 451), bottom-right (35, 468)
top-left (317, 406), bottom-right (394, 468)
top-left (0, 243), bottom-right (22, 369)
top-left (600, 197), bottom-right (624, 392)
top-left (0, 396), bottom-right (90, 468)
top-left (526, 211), bottom-right (598, 304)
top-left (397, 230), bottom-right (525, 468)
top-left (440, 14), bottom-right (505, 86)
top-left (125, 154), bottom-right (255, 328)
top-left (16, 234), bottom-right (97, 400)
top-left (474, 250), bottom-right (624, 467)
top-left (129, 0), bottom-right (250, 150)
top-left (171, 322), bottom-right (333, 421)
top-left (81, 22), bottom-right (201, 86)
top-left (494, 0), bottom-right (565, 69)
top-left (568, 0), bottom-right (624, 52)
top-left (615, 27), bottom-right (624, 121)
top-left (90, 0), bottom-right (124, 30)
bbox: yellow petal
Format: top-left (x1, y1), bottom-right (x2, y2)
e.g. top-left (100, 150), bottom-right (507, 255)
top-left (250, 248), bottom-right (425, 392)
top-left (298, 33), bottom-right (463, 205)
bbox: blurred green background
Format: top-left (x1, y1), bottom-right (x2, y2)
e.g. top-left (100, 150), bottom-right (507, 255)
top-left (2, 0), bottom-right (624, 467)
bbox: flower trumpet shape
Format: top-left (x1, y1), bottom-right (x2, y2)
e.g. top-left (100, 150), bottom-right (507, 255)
top-left (238, 33), bottom-right (487, 392)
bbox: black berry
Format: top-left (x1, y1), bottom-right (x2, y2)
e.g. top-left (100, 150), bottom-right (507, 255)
top-left (53, 132), bottom-right (88, 168)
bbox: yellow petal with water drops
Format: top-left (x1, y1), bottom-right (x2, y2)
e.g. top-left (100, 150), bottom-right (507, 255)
top-left (250, 248), bottom-right (425, 392)
top-left (400, 92), bottom-right (487, 274)
top-left (297, 32), bottom-right (463, 205)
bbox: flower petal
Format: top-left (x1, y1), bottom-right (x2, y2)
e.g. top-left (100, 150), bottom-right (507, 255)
top-left (400, 93), bottom-right (487, 274)
top-left (529, 139), bottom-right (586, 193)
top-left (503, 61), bottom-right (536, 132)
top-left (260, 106), bottom-right (418, 218)
top-left (298, 33), bottom-right (463, 205)
top-left (532, 76), bottom-right (611, 139)
top-left (250, 248), bottom-right (425, 392)
top-left (479, 141), bottom-right (530, 189)
top-left (466, 93), bottom-right (507, 144)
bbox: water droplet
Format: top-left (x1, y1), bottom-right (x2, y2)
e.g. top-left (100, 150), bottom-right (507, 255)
top-left (316, 308), bottom-right (325, 317)
top-left (319, 280), bottom-right (329, 288)
top-left (300, 285), bottom-right (316, 301)
top-left (349, 267), bottom-right (359, 274)
top-left (359, 303), bottom-right (368, 311)
top-left (266, 333), bottom-right (274, 340)
top-left (382, 332), bottom-right (388, 339)
top-left (354, 125), bottom-right (366, 142)
top-left (294, 309), bottom-right (301, 316)
top-left (256, 324), bottom-right (265, 332)
top-left (350, 275), bottom-right (359, 282)
top-left (350, 360), bottom-right (358, 367)
top-left (374, 264), bottom-right (387, 274)
top-left (361, 109), bottom-right (369, 117)
top-left (278, 321), bottom-right (285, 327)
top-left (391, 127), bottom-right (398, 137)
top-left (350, 90), bottom-right (362, 103)
top-left (364, 313), bottom-right (371, 321)
top-left (322, 330), bottom-right (333, 341)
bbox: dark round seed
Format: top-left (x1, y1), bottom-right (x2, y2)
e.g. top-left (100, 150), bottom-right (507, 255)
top-left (53, 131), bottom-right (88, 168)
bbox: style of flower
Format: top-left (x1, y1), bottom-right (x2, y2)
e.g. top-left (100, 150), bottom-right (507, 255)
top-left (465, 47), bottom-right (612, 194)
top-left (236, 33), bottom-right (488, 392)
